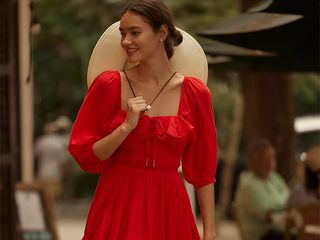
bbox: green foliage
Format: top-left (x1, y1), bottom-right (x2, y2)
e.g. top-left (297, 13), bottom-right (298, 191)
top-left (208, 71), bottom-right (240, 157)
top-left (33, 0), bottom-right (125, 136)
top-left (167, 0), bottom-right (239, 32)
top-left (73, 173), bottom-right (100, 198)
top-left (292, 73), bottom-right (320, 116)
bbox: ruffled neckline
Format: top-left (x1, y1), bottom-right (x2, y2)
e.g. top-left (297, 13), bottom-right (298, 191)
top-left (119, 109), bottom-right (180, 119)
top-left (103, 110), bottom-right (195, 139)
top-left (100, 71), bottom-right (196, 140)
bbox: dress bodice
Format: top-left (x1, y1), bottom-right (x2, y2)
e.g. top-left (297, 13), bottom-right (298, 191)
top-left (103, 109), bottom-right (195, 171)
top-left (68, 70), bottom-right (217, 189)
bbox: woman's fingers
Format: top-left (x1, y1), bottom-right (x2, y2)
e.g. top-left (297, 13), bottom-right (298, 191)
top-left (127, 96), bottom-right (148, 112)
top-left (128, 103), bottom-right (148, 112)
top-left (129, 100), bottom-right (146, 106)
top-left (124, 97), bottom-right (147, 129)
top-left (128, 97), bottom-right (146, 104)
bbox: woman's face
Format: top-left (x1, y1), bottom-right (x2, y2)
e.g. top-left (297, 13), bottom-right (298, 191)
top-left (119, 11), bottom-right (163, 63)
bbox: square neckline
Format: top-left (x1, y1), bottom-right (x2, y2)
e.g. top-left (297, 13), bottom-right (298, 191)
top-left (116, 71), bottom-right (186, 119)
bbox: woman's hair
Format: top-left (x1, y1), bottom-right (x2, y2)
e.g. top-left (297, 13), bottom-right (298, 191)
top-left (304, 145), bottom-right (320, 198)
top-left (121, 0), bottom-right (183, 59)
top-left (305, 165), bottom-right (320, 196)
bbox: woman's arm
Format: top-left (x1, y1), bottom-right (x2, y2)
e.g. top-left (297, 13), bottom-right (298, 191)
top-left (196, 183), bottom-right (216, 240)
top-left (93, 95), bottom-right (147, 160)
top-left (92, 121), bottom-right (134, 160)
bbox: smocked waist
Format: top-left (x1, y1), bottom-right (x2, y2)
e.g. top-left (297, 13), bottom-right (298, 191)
top-left (108, 161), bottom-right (180, 175)
top-left (111, 154), bottom-right (180, 170)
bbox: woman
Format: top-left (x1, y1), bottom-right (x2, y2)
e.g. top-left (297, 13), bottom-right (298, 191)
top-left (287, 145), bottom-right (320, 208)
top-left (68, 0), bottom-right (217, 239)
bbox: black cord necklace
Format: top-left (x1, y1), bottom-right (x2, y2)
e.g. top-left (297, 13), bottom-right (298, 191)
top-left (124, 71), bottom-right (177, 112)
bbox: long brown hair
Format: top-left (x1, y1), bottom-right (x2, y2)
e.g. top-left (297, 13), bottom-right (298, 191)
top-left (121, 0), bottom-right (183, 59)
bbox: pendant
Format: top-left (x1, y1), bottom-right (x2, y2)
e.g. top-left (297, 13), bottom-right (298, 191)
top-left (144, 105), bottom-right (152, 112)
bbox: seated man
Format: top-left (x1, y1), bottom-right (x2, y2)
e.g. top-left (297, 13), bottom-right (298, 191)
top-left (234, 139), bottom-right (289, 240)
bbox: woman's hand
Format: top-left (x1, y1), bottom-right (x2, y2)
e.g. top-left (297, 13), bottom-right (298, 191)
top-left (124, 96), bottom-right (147, 130)
top-left (92, 95), bottom-right (147, 160)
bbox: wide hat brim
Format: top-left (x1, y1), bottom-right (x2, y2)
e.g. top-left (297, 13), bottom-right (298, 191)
top-left (87, 21), bottom-right (208, 88)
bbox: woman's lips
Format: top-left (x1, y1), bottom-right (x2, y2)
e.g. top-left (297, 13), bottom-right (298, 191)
top-left (127, 48), bottom-right (138, 54)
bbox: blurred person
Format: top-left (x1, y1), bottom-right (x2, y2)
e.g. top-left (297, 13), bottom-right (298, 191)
top-left (55, 115), bottom-right (75, 199)
top-left (234, 139), bottom-right (289, 240)
top-left (55, 115), bottom-right (72, 147)
top-left (35, 121), bottom-right (66, 200)
top-left (68, 0), bottom-right (218, 239)
top-left (287, 145), bottom-right (320, 208)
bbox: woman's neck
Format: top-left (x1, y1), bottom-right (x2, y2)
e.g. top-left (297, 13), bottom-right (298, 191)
top-left (133, 53), bottom-right (175, 85)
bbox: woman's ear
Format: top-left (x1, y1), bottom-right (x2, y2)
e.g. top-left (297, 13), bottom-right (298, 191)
top-left (159, 24), bottom-right (169, 41)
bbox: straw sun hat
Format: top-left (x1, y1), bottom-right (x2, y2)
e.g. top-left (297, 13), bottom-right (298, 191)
top-left (87, 21), bottom-right (208, 88)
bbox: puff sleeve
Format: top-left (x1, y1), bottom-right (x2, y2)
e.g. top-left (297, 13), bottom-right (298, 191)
top-left (68, 71), bottom-right (119, 174)
top-left (181, 78), bottom-right (218, 189)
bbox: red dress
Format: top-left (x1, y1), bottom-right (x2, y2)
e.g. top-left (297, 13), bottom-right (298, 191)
top-left (68, 71), bottom-right (217, 240)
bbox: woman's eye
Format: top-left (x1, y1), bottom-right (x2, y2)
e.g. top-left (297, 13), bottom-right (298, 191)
top-left (132, 31), bottom-right (140, 36)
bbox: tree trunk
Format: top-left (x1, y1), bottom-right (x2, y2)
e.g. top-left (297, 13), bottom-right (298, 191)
top-left (240, 72), bottom-right (296, 181)
top-left (239, 1), bottom-right (297, 182)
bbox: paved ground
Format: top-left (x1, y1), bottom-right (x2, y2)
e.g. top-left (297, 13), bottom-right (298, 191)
top-left (55, 201), bottom-right (241, 240)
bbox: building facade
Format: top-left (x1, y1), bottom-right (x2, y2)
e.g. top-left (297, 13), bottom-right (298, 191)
top-left (0, 0), bottom-right (33, 239)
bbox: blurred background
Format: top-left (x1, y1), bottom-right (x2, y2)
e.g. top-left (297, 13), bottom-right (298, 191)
top-left (1, 0), bottom-right (319, 239)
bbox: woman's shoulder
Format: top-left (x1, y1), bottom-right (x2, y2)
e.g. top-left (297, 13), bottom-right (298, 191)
top-left (88, 70), bottom-right (120, 91)
top-left (183, 75), bottom-right (211, 99)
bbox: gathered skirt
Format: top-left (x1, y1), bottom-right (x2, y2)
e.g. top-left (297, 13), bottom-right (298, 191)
top-left (82, 164), bottom-right (200, 240)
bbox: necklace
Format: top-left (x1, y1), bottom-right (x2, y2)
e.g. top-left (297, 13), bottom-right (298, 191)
top-left (124, 71), bottom-right (177, 111)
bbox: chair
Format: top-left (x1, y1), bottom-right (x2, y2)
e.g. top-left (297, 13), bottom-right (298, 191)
top-left (285, 201), bottom-right (320, 240)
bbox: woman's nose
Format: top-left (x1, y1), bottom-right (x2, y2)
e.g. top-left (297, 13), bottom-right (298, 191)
top-left (122, 36), bottom-right (132, 45)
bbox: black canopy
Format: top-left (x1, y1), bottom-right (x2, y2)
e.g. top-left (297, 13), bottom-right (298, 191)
top-left (198, 0), bottom-right (319, 71)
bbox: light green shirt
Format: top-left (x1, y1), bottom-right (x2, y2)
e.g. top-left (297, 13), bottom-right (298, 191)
top-left (234, 171), bottom-right (289, 240)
